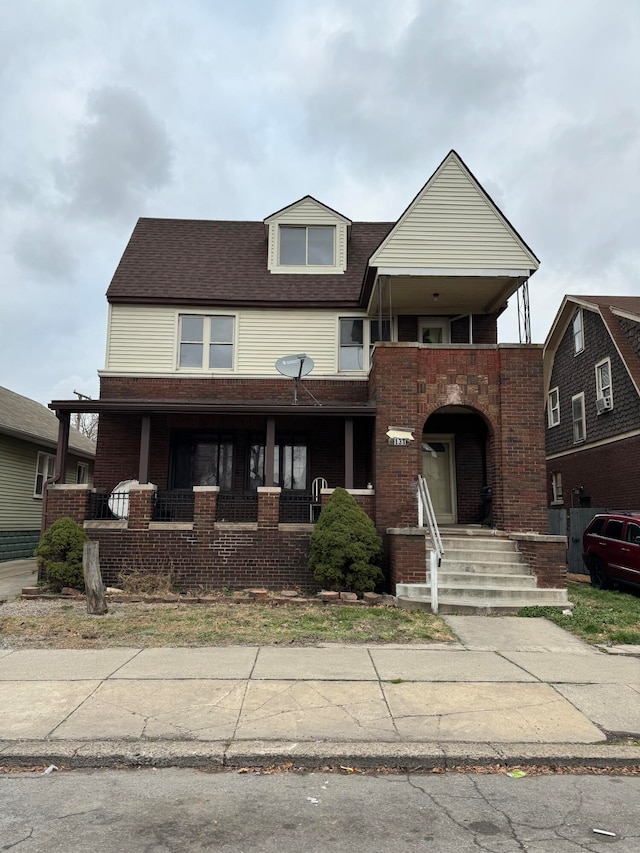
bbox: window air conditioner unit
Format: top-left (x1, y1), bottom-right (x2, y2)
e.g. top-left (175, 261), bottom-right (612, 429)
top-left (596, 395), bottom-right (612, 413)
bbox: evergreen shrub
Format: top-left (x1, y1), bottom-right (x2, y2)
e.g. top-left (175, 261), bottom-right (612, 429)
top-left (35, 517), bottom-right (88, 592)
top-left (308, 487), bottom-right (384, 595)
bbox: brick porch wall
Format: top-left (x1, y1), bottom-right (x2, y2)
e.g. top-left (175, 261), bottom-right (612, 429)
top-left (46, 484), bottom-right (376, 591)
top-left (510, 534), bottom-right (568, 588)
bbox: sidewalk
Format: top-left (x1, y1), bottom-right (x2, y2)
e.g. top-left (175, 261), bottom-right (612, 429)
top-left (1, 616), bottom-right (640, 770)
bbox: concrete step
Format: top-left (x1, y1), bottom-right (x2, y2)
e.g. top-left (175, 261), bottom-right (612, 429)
top-left (396, 583), bottom-right (568, 604)
top-left (398, 595), bottom-right (572, 615)
top-left (429, 572), bottom-right (538, 589)
top-left (442, 548), bottom-right (520, 562)
top-left (440, 559), bottom-right (528, 575)
top-left (439, 536), bottom-right (516, 553)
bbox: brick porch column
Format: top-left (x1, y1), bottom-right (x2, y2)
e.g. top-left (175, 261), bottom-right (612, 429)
top-left (44, 484), bottom-right (90, 529)
top-left (128, 484), bottom-right (157, 529)
top-left (257, 487), bottom-right (281, 529)
top-left (193, 486), bottom-right (219, 530)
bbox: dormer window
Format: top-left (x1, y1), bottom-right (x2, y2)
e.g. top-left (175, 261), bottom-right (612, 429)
top-left (280, 226), bottom-right (335, 266)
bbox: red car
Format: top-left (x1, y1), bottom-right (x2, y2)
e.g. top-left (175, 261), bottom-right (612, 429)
top-left (583, 513), bottom-right (640, 589)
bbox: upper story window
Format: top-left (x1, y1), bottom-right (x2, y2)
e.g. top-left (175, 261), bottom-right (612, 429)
top-left (547, 387), bottom-right (560, 428)
top-left (571, 392), bottom-right (586, 443)
top-left (551, 471), bottom-right (563, 504)
top-left (573, 308), bottom-right (584, 354)
top-left (76, 462), bottom-right (89, 485)
top-left (178, 315), bottom-right (234, 370)
top-left (34, 452), bottom-right (55, 498)
top-left (339, 318), bottom-right (364, 371)
top-left (595, 357), bottom-right (613, 410)
top-left (280, 226), bottom-right (335, 266)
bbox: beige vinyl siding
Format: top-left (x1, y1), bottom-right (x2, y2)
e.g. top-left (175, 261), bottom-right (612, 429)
top-left (106, 304), bottom-right (177, 372)
top-left (267, 198), bottom-right (347, 273)
top-left (371, 155), bottom-right (538, 270)
top-left (105, 305), bottom-right (358, 375)
top-left (0, 435), bottom-right (48, 530)
top-left (237, 309), bottom-right (341, 373)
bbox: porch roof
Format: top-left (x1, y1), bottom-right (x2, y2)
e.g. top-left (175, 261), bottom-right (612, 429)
top-left (49, 399), bottom-right (377, 417)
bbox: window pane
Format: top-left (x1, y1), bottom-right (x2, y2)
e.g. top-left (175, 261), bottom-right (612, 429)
top-left (308, 227), bottom-right (334, 265)
top-left (280, 227), bottom-right (306, 265)
top-left (209, 343), bottom-right (233, 369)
top-left (47, 456), bottom-right (56, 478)
top-left (210, 316), bottom-right (233, 343)
top-left (249, 443), bottom-right (265, 490)
top-left (194, 443), bottom-right (219, 486)
top-left (182, 316), bottom-right (203, 342)
top-left (339, 346), bottom-right (364, 370)
top-left (370, 319), bottom-right (391, 343)
top-left (627, 522), bottom-right (640, 543)
top-left (422, 326), bottom-right (443, 343)
top-left (218, 442), bottom-right (233, 490)
top-left (340, 319), bottom-right (363, 345)
top-left (605, 520), bottom-right (623, 540)
top-left (180, 343), bottom-right (203, 367)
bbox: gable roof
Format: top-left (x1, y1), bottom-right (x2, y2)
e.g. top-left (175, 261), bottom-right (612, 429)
top-left (0, 386), bottom-right (96, 457)
top-left (369, 150), bottom-right (539, 272)
top-left (264, 194), bottom-right (352, 225)
top-left (106, 219), bottom-right (392, 307)
top-left (543, 296), bottom-right (640, 396)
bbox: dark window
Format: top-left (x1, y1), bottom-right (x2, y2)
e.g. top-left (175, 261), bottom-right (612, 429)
top-left (171, 434), bottom-right (233, 490)
top-left (626, 522), bottom-right (640, 544)
top-left (587, 517), bottom-right (605, 535)
top-left (248, 434), bottom-right (308, 490)
top-left (604, 519), bottom-right (624, 540)
top-left (280, 226), bottom-right (334, 266)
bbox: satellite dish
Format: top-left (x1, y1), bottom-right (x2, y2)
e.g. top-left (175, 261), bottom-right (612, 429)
top-left (275, 354), bottom-right (314, 378)
top-left (108, 479), bottom-right (139, 519)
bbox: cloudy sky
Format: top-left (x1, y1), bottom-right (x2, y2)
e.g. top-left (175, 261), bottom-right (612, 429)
top-left (1, 0), bottom-right (639, 406)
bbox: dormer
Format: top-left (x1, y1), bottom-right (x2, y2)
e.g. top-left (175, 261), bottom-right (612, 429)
top-left (264, 195), bottom-right (351, 274)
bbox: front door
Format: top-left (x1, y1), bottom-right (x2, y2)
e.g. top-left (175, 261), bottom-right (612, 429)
top-left (422, 435), bottom-right (456, 524)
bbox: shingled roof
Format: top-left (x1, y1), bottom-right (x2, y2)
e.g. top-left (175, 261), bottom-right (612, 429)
top-left (106, 219), bottom-right (393, 307)
top-left (0, 386), bottom-right (96, 457)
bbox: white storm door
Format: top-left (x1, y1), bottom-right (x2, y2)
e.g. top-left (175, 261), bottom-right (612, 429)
top-left (422, 435), bottom-right (456, 524)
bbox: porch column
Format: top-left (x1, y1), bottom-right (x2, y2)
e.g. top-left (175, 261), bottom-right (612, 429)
top-left (55, 411), bottom-right (70, 483)
top-left (138, 415), bottom-right (151, 484)
top-left (344, 417), bottom-right (354, 489)
top-left (265, 417), bottom-right (275, 487)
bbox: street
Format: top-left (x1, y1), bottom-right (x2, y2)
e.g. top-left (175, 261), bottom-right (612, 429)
top-left (1, 768), bottom-right (639, 851)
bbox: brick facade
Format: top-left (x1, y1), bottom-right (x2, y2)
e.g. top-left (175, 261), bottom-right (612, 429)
top-left (509, 534), bottom-right (567, 589)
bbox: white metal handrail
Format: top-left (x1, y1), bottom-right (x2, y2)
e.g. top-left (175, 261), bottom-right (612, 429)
top-left (417, 475), bottom-right (444, 614)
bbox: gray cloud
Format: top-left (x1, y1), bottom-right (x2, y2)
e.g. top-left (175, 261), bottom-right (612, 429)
top-left (56, 85), bottom-right (173, 219)
top-left (12, 220), bottom-right (76, 279)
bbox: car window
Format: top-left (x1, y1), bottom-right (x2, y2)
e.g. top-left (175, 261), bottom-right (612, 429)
top-left (626, 522), bottom-right (640, 544)
top-left (604, 520), bottom-right (624, 540)
top-left (587, 517), bottom-right (605, 535)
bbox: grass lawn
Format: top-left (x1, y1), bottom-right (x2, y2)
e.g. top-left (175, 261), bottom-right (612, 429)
top-left (0, 600), bottom-right (456, 649)
top-left (518, 581), bottom-right (640, 645)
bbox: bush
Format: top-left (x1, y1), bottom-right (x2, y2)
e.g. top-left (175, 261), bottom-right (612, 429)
top-left (35, 517), bottom-right (88, 592)
top-left (308, 487), bottom-right (384, 595)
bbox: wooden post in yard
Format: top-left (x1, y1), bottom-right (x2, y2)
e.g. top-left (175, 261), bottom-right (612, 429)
top-left (83, 541), bottom-right (107, 615)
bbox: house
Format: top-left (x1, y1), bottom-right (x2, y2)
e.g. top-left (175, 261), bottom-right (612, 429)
top-left (0, 385), bottom-right (95, 561)
top-left (44, 150), bottom-right (567, 602)
top-left (544, 296), bottom-right (640, 510)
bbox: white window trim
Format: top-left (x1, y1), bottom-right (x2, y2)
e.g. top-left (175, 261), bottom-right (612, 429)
top-left (547, 386), bottom-right (560, 428)
top-left (76, 461), bottom-right (89, 485)
top-left (551, 471), bottom-right (563, 504)
top-left (595, 357), bottom-right (613, 409)
top-left (573, 308), bottom-right (584, 355)
top-left (338, 315), bottom-right (367, 373)
top-left (571, 392), bottom-right (586, 444)
top-left (176, 313), bottom-right (236, 373)
top-left (34, 451), bottom-right (56, 498)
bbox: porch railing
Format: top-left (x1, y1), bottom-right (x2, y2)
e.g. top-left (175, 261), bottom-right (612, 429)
top-left (153, 490), bottom-right (194, 522)
top-left (217, 492), bottom-right (258, 523)
top-left (417, 475), bottom-right (444, 614)
top-left (279, 492), bottom-right (313, 523)
top-left (87, 491), bottom-right (119, 520)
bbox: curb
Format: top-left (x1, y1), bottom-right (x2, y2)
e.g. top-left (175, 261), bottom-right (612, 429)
top-left (2, 741), bottom-right (640, 771)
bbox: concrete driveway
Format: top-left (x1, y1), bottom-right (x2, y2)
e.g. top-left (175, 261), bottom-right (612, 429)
top-left (0, 558), bottom-right (38, 602)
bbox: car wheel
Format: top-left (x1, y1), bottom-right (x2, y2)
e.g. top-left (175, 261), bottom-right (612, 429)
top-left (590, 557), bottom-right (611, 590)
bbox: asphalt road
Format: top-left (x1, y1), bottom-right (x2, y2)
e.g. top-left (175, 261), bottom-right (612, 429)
top-left (1, 768), bottom-right (639, 851)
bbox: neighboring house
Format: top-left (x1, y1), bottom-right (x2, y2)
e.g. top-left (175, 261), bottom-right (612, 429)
top-left (544, 296), bottom-right (640, 510)
top-left (45, 150), bottom-right (565, 594)
top-left (0, 385), bottom-right (95, 561)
